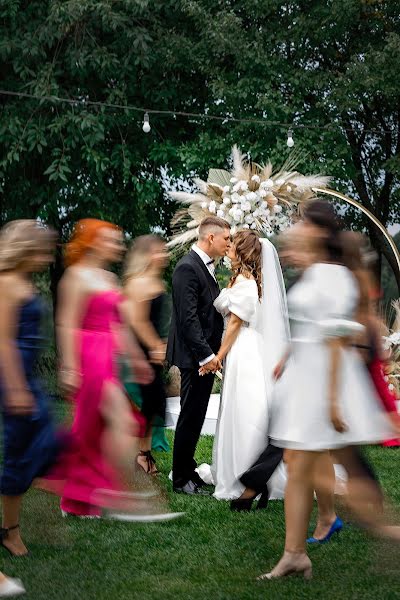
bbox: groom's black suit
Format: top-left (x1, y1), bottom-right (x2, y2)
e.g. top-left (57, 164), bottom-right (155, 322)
top-left (167, 249), bottom-right (224, 488)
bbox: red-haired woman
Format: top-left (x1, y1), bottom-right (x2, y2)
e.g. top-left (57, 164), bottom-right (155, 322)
top-left (55, 219), bottom-right (152, 517)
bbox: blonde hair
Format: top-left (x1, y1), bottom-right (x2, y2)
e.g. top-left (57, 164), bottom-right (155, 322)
top-left (124, 234), bottom-right (164, 282)
top-left (0, 220), bottom-right (56, 272)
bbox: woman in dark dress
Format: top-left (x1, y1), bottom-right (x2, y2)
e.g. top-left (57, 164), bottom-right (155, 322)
top-left (0, 220), bottom-right (58, 557)
top-left (123, 235), bottom-right (169, 474)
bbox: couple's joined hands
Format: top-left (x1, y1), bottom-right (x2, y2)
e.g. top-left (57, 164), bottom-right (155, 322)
top-left (199, 355), bottom-right (222, 376)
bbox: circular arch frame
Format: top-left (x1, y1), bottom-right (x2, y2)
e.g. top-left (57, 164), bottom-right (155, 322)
top-left (313, 187), bottom-right (400, 292)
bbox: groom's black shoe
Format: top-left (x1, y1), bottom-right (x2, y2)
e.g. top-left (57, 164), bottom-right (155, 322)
top-left (191, 472), bottom-right (207, 487)
top-left (173, 480), bottom-right (210, 496)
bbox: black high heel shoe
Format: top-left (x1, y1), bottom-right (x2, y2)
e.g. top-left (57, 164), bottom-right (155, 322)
top-left (256, 489), bottom-right (270, 510)
top-left (230, 486), bottom-right (270, 512)
top-left (230, 497), bottom-right (254, 512)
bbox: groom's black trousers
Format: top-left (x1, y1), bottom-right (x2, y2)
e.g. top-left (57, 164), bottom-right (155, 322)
top-left (239, 442), bottom-right (283, 493)
top-left (173, 368), bottom-right (215, 488)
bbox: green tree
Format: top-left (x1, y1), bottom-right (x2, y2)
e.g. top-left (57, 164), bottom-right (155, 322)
top-left (0, 0), bottom-right (180, 304)
top-left (161, 0), bottom-right (400, 288)
top-left (1, 0), bottom-right (399, 301)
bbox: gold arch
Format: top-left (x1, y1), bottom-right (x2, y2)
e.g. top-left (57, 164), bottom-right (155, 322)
top-left (312, 187), bottom-right (400, 287)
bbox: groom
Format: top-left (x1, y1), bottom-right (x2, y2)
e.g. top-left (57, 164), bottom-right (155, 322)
top-left (167, 216), bottom-right (231, 495)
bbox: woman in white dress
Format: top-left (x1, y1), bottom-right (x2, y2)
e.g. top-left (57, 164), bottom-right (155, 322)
top-left (260, 200), bottom-right (397, 581)
top-left (200, 230), bottom-right (289, 501)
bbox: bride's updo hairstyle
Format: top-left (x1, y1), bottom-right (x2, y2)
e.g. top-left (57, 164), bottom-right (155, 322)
top-left (302, 199), bottom-right (345, 265)
top-left (230, 230), bottom-right (262, 299)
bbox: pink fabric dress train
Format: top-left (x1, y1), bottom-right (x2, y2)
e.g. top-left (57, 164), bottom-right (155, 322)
top-left (59, 290), bottom-right (138, 516)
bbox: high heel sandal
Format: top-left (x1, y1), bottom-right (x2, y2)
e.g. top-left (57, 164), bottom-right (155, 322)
top-left (0, 525), bottom-right (28, 557)
top-left (258, 551), bottom-right (312, 581)
top-left (137, 450), bottom-right (159, 475)
top-left (307, 516), bottom-right (343, 544)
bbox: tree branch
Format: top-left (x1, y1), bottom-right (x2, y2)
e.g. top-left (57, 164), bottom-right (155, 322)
top-left (342, 114), bottom-right (373, 210)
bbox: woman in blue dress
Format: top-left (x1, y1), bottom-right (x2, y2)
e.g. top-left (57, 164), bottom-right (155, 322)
top-left (0, 220), bottom-right (58, 557)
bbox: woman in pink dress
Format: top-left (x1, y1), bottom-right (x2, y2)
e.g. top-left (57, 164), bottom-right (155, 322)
top-left (56, 219), bottom-right (152, 517)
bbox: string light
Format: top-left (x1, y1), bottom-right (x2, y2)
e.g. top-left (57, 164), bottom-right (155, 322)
top-left (287, 129), bottom-right (294, 148)
top-left (0, 89), bottom-right (390, 136)
top-left (142, 112), bottom-right (151, 133)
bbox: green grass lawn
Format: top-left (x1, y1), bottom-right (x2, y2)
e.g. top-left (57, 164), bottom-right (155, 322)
top-left (3, 429), bottom-right (400, 600)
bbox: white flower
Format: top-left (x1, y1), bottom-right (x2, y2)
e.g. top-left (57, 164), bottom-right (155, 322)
top-left (253, 208), bottom-right (260, 217)
top-left (223, 196), bottom-right (231, 205)
top-left (223, 185), bottom-right (230, 193)
top-left (242, 201), bottom-right (251, 212)
top-left (382, 337), bottom-right (392, 351)
top-left (245, 215), bottom-right (253, 224)
top-left (251, 222), bottom-right (257, 229)
top-left (242, 224), bottom-right (250, 229)
top-left (231, 193), bottom-right (241, 204)
top-left (265, 178), bottom-right (274, 189)
top-left (276, 178), bottom-right (285, 186)
top-left (389, 332), bottom-right (400, 345)
top-left (239, 181), bottom-right (249, 192)
top-left (231, 225), bottom-right (237, 234)
top-left (232, 182), bottom-right (241, 193)
top-left (286, 185), bottom-right (292, 192)
top-left (223, 256), bottom-right (232, 270)
top-left (251, 174), bottom-right (261, 183)
top-left (217, 209), bottom-right (225, 218)
top-left (228, 207), bottom-right (236, 217)
top-left (201, 202), bottom-right (208, 209)
top-left (230, 177), bottom-right (238, 184)
top-left (274, 204), bottom-right (282, 213)
top-left (208, 200), bottom-right (216, 214)
top-left (234, 209), bottom-right (243, 221)
top-left (259, 189), bottom-right (267, 198)
top-left (246, 192), bottom-right (257, 202)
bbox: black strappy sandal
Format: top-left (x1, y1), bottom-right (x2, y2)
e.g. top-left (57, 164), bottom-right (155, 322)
top-left (137, 450), bottom-right (159, 475)
top-left (0, 524), bottom-right (28, 557)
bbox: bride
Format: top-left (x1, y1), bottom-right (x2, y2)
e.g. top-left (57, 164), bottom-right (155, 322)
top-left (200, 229), bottom-right (289, 500)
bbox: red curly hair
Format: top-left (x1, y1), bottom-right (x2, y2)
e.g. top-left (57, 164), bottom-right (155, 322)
top-left (65, 219), bottom-right (121, 267)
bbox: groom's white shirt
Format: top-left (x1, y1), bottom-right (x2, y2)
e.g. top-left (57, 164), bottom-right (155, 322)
top-left (192, 244), bottom-right (216, 367)
top-left (192, 244), bottom-right (216, 281)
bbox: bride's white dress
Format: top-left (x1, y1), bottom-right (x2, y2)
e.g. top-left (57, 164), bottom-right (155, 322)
top-left (210, 275), bottom-right (273, 500)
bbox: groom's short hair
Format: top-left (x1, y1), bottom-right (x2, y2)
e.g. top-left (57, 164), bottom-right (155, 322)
top-left (199, 216), bottom-right (230, 239)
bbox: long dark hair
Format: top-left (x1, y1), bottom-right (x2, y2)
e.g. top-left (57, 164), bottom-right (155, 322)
top-left (303, 199), bottom-right (344, 264)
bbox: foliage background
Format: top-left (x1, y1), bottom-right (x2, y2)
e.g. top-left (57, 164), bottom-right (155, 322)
top-left (0, 0), bottom-right (399, 307)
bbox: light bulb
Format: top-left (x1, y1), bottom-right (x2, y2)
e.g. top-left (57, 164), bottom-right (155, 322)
top-left (287, 129), bottom-right (294, 148)
top-left (142, 112), bottom-right (151, 133)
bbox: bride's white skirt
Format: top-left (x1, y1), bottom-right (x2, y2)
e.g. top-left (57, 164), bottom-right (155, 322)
top-left (211, 327), bottom-right (271, 500)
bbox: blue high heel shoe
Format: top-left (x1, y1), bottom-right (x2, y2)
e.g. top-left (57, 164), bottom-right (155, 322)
top-left (307, 516), bottom-right (343, 544)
